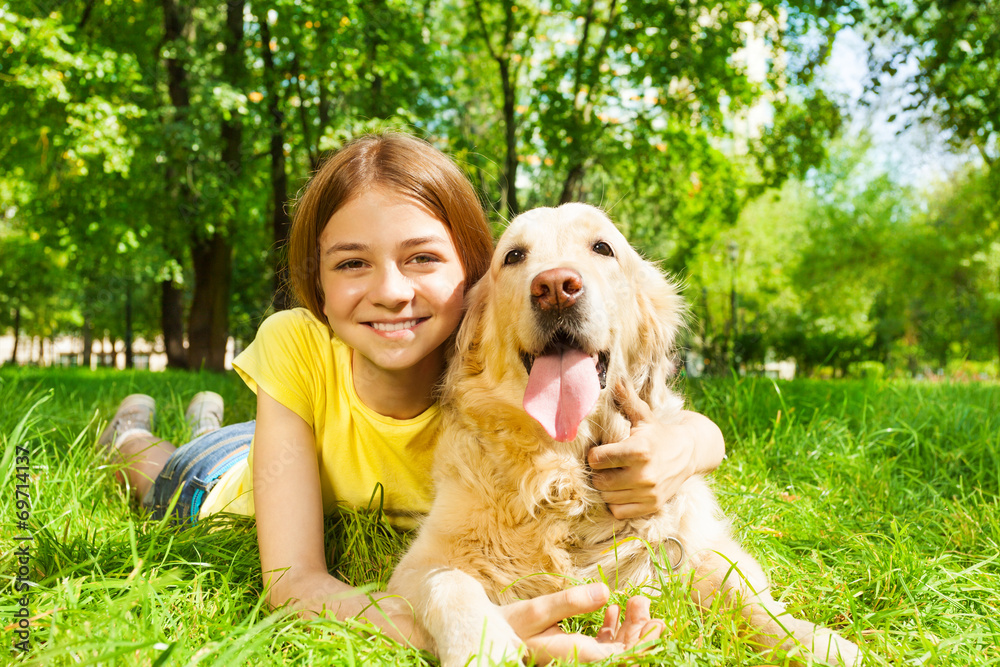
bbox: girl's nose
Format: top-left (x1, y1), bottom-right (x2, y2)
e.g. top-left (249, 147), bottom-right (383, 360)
top-left (370, 264), bottom-right (415, 306)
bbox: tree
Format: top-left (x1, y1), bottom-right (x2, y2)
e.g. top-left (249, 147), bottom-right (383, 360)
top-left (245, 0), bottom-right (449, 303)
top-left (1, 0), bottom-right (859, 372)
top-left (684, 137), bottom-right (926, 375)
top-left (253, 6), bottom-right (292, 311)
top-left (904, 166), bottom-right (1000, 367)
top-left (448, 0), bottom-right (844, 273)
top-left (465, 0), bottom-right (542, 217)
top-left (864, 0), bottom-right (999, 169)
top-left (0, 231), bottom-right (69, 363)
top-left (182, 0), bottom-right (246, 372)
top-left (1, 5), bottom-right (167, 364)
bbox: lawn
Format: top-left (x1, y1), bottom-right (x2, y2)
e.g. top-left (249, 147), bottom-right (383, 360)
top-left (2, 368), bottom-right (998, 665)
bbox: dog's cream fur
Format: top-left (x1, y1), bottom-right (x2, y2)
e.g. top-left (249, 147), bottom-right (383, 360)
top-left (388, 204), bottom-right (861, 666)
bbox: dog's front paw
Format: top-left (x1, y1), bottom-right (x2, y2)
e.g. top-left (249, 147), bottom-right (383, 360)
top-left (438, 617), bottom-right (524, 667)
top-left (475, 626), bottom-right (525, 667)
top-left (811, 629), bottom-right (862, 667)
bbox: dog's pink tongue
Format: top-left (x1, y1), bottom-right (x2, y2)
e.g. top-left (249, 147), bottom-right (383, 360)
top-left (523, 348), bottom-right (600, 442)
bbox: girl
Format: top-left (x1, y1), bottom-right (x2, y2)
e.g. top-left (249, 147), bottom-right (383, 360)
top-left (100, 132), bottom-right (726, 663)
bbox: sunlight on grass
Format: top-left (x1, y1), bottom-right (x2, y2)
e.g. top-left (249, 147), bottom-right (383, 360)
top-left (2, 368), bottom-right (998, 665)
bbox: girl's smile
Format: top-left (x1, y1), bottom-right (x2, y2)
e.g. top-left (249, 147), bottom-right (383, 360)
top-left (367, 318), bottom-right (429, 335)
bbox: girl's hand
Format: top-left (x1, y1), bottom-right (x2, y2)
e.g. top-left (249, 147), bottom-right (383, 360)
top-left (352, 592), bottom-right (431, 651)
top-left (588, 381), bottom-right (725, 520)
top-left (503, 583), bottom-right (664, 664)
top-left (364, 582), bottom-right (662, 664)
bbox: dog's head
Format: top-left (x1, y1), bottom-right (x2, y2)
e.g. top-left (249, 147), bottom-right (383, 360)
top-left (450, 203), bottom-right (684, 443)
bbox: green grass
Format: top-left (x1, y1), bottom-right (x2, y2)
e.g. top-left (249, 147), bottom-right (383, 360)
top-left (2, 367), bottom-right (998, 665)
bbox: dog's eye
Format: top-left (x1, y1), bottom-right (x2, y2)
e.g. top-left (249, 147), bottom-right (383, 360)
top-left (592, 241), bottom-right (614, 257)
top-left (503, 249), bottom-right (526, 266)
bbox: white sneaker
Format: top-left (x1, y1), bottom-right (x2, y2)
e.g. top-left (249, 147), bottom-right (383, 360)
top-left (98, 394), bottom-right (156, 455)
top-left (185, 391), bottom-right (225, 438)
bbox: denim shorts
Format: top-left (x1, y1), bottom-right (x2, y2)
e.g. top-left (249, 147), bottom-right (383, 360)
top-left (143, 420), bottom-right (254, 523)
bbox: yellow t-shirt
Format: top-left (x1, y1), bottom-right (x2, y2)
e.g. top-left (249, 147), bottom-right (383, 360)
top-left (199, 308), bottom-right (439, 529)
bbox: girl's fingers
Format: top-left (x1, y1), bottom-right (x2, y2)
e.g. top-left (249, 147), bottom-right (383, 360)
top-left (619, 595), bottom-right (654, 645)
top-left (596, 604), bottom-right (621, 643)
top-left (611, 378), bottom-right (655, 426)
top-left (505, 582), bottom-right (610, 638)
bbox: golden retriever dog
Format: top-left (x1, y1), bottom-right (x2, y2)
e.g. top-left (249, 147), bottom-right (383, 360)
top-left (388, 203), bottom-right (861, 666)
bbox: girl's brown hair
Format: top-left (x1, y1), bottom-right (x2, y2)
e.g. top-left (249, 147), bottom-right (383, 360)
top-left (287, 132), bottom-right (494, 326)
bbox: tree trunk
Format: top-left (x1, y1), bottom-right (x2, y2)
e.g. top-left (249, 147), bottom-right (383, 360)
top-left (365, 0), bottom-right (385, 118)
top-left (81, 317), bottom-right (94, 369)
top-left (499, 57), bottom-right (519, 217)
top-left (124, 279), bottom-right (134, 369)
top-left (995, 315), bottom-right (1000, 379)
top-left (557, 0), bottom-right (616, 208)
top-left (187, 0), bottom-right (243, 371)
top-left (10, 307), bottom-right (20, 363)
top-left (258, 12), bottom-right (292, 311)
top-left (559, 163), bottom-right (586, 204)
top-left (468, 0), bottom-right (523, 217)
top-left (161, 0), bottom-right (194, 369)
top-left (77, 0), bottom-right (98, 30)
top-left (558, 0), bottom-right (596, 207)
top-left (160, 280), bottom-right (187, 368)
top-left (187, 233), bottom-right (233, 370)
top-left (82, 317), bottom-right (93, 369)
top-left (162, 0), bottom-right (191, 108)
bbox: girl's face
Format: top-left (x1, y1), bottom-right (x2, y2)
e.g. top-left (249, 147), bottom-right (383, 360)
top-left (318, 188), bottom-right (467, 376)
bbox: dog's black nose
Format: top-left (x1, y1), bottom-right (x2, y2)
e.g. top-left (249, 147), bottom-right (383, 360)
top-left (531, 268), bottom-right (583, 311)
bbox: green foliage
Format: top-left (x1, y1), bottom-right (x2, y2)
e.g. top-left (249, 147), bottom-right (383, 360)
top-left (754, 88), bottom-right (844, 191)
top-left (2, 0), bottom-right (995, 374)
top-left (0, 228), bottom-right (76, 338)
top-left (1, 0), bottom-right (846, 366)
top-left (686, 134), bottom-right (998, 376)
top-left (862, 0), bottom-right (999, 165)
top-left (459, 0), bottom-right (802, 232)
top-left (905, 166), bottom-right (1000, 363)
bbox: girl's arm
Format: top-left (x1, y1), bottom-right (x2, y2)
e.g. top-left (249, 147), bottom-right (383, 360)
top-left (588, 381), bottom-right (726, 520)
top-left (253, 388), bottom-right (424, 643)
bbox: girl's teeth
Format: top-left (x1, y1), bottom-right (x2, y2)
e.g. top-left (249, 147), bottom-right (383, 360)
top-left (372, 319), bottom-right (419, 332)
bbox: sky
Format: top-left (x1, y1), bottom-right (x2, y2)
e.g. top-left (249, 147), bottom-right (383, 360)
top-left (820, 27), bottom-right (979, 188)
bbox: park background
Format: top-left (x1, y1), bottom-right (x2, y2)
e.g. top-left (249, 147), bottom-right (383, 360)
top-left (2, 1), bottom-right (1000, 666)
top-left (2, 0), bottom-right (998, 379)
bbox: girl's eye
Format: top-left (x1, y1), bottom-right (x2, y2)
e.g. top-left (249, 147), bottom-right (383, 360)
top-left (410, 254), bottom-right (439, 264)
top-left (592, 241), bottom-right (614, 257)
top-left (503, 249), bottom-right (526, 266)
top-left (336, 259), bottom-right (366, 271)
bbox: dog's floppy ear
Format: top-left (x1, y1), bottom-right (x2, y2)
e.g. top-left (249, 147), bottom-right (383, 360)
top-left (457, 277), bottom-right (489, 355)
top-left (447, 275), bottom-right (492, 385)
top-left (637, 262), bottom-right (684, 351)
top-left (632, 261), bottom-right (686, 404)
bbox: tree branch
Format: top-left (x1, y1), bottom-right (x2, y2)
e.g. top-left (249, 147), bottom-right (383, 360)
top-left (573, 0), bottom-right (597, 97)
top-left (470, 0), bottom-right (500, 62)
